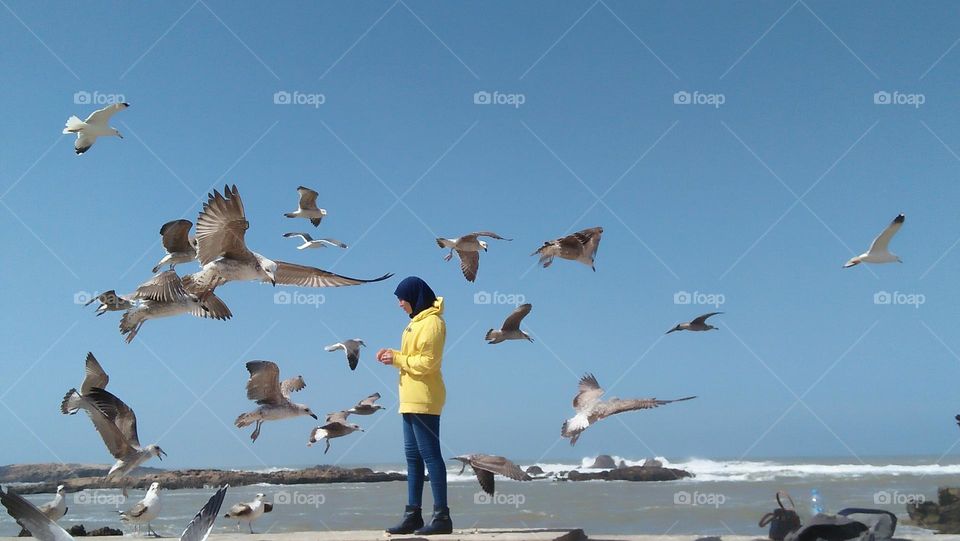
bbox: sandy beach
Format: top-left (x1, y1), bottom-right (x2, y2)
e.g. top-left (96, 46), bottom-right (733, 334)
top-left (1, 533), bottom-right (960, 541)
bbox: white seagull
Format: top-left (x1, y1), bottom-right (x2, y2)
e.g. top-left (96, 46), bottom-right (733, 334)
top-left (181, 185), bottom-right (392, 296)
top-left (119, 271), bottom-right (231, 343)
top-left (63, 102), bottom-right (129, 155)
top-left (436, 231), bottom-right (512, 282)
top-left (533, 226), bottom-right (603, 270)
top-left (282, 232), bottom-right (347, 250)
top-left (61, 352), bottom-right (110, 415)
top-left (324, 339), bottom-right (365, 371)
top-left (485, 304), bottom-right (533, 344)
top-left (119, 482), bottom-right (162, 537)
top-left (223, 493), bottom-right (272, 534)
top-left (152, 220), bottom-right (198, 273)
top-left (284, 186), bottom-right (327, 227)
top-left (235, 361), bottom-right (317, 442)
top-left (561, 373), bottom-right (696, 446)
top-left (844, 213), bottom-right (905, 268)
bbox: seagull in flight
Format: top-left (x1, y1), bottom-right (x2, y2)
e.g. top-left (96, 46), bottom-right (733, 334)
top-left (452, 454), bottom-right (531, 495)
top-left (436, 231), bottom-right (511, 282)
top-left (485, 304), bottom-right (533, 344)
top-left (283, 232), bottom-right (347, 250)
top-left (325, 339), bottom-right (365, 371)
top-left (284, 186), bottom-right (327, 227)
top-left (235, 361), bottom-right (317, 442)
top-left (152, 220), bottom-right (198, 273)
top-left (63, 102), bottom-right (129, 155)
top-left (532, 226), bottom-right (603, 270)
top-left (666, 312), bottom-right (723, 334)
top-left (844, 213), bottom-right (905, 268)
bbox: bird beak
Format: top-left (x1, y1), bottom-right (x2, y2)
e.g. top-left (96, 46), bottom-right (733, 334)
top-left (270, 279), bottom-right (276, 286)
top-left (310, 413), bottom-right (318, 420)
top-left (117, 133), bottom-right (124, 139)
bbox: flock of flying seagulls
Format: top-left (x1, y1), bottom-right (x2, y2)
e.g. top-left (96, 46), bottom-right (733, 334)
top-left (2, 103), bottom-right (916, 537)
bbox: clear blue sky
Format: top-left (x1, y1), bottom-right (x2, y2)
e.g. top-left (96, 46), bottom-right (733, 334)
top-left (2, 1), bottom-right (960, 470)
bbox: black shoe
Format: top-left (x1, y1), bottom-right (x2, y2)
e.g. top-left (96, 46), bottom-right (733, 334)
top-left (414, 506), bottom-right (452, 536)
top-left (386, 505), bottom-right (423, 535)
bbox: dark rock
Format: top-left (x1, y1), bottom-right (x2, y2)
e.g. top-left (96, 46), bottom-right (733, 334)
top-left (617, 460), bottom-right (627, 469)
top-left (87, 527), bottom-right (123, 536)
top-left (68, 525), bottom-right (87, 536)
top-left (907, 486), bottom-right (960, 532)
top-left (567, 465), bottom-right (692, 482)
top-left (590, 455), bottom-right (617, 469)
top-left (525, 466), bottom-right (545, 475)
top-left (642, 458), bottom-right (664, 469)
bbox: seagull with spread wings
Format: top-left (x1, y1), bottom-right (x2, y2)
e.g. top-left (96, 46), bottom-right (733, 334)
top-left (346, 393), bottom-right (384, 415)
top-left (844, 213), bottom-right (905, 268)
top-left (152, 220), bottom-right (198, 273)
top-left (307, 411), bottom-right (363, 454)
top-left (532, 226), bottom-right (603, 270)
top-left (436, 231), bottom-right (511, 282)
top-left (282, 232), bottom-right (347, 250)
top-left (452, 454), bottom-right (531, 495)
top-left (181, 185), bottom-right (392, 296)
top-left (235, 361), bottom-right (317, 442)
top-left (284, 186), bottom-right (327, 227)
top-left (325, 339), bottom-right (365, 371)
top-left (561, 374), bottom-right (696, 446)
top-left (63, 102), bottom-right (129, 155)
top-left (666, 312), bottom-right (723, 334)
top-left (485, 303), bottom-right (533, 344)
top-left (60, 352), bottom-right (110, 415)
top-left (118, 271), bottom-right (232, 343)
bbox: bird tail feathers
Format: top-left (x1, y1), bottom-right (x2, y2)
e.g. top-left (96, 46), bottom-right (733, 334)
top-left (60, 388), bottom-right (82, 415)
top-left (63, 116), bottom-right (83, 133)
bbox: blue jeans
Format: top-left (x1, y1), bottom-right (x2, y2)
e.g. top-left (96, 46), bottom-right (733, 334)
top-left (402, 413), bottom-right (447, 508)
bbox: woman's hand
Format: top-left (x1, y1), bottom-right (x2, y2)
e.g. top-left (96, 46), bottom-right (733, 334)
top-left (376, 348), bottom-right (394, 365)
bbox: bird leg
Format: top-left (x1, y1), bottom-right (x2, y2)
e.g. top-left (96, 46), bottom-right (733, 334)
top-left (148, 522), bottom-right (160, 537)
top-left (249, 522), bottom-right (254, 534)
top-left (443, 250), bottom-right (453, 262)
top-left (250, 420), bottom-right (262, 442)
top-left (324, 438), bottom-right (331, 454)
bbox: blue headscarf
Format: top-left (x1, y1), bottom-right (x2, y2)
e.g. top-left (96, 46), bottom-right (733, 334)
top-left (394, 276), bottom-right (437, 319)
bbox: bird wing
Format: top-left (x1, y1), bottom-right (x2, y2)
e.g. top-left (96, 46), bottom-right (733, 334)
top-left (283, 232), bottom-right (313, 243)
top-left (280, 376), bottom-right (306, 398)
top-left (456, 250), bottom-right (479, 282)
top-left (245, 361), bottom-right (283, 405)
top-left (179, 485), bottom-right (227, 541)
top-left (573, 373), bottom-right (604, 412)
top-left (272, 262), bottom-right (392, 288)
top-left (85, 388), bottom-right (141, 449)
top-left (77, 390), bottom-right (136, 459)
top-left (159, 219), bottom-right (195, 254)
top-left (867, 213), bottom-right (905, 254)
top-left (474, 467), bottom-right (496, 496)
top-left (133, 271), bottom-right (189, 303)
top-left (596, 396), bottom-right (697, 420)
top-left (358, 393), bottom-right (381, 407)
top-left (345, 346), bottom-right (360, 371)
top-left (500, 303), bottom-right (532, 331)
top-left (123, 500), bottom-right (149, 518)
top-left (325, 411), bottom-right (350, 424)
top-left (0, 487), bottom-right (74, 541)
top-left (84, 102), bottom-right (128, 125)
top-left (471, 231), bottom-right (512, 241)
top-left (225, 503), bottom-right (251, 517)
top-left (195, 185), bottom-right (251, 265)
top-left (74, 133), bottom-right (96, 154)
top-left (81, 352), bottom-right (109, 395)
top-left (690, 312), bottom-right (722, 326)
top-left (297, 186), bottom-right (320, 211)
top-left (470, 455), bottom-right (532, 482)
top-left (325, 343), bottom-right (344, 352)
top-left (318, 238), bottom-right (347, 248)
top-left (188, 292), bottom-right (232, 320)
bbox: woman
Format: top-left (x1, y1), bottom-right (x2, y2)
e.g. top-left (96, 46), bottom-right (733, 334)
top-left (376, 276), bottom-right (451, 535)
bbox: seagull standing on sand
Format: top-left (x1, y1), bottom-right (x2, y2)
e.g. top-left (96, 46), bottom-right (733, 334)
top-left (181, 186), bottom-right (392, 296)
top-left (61, 352), bottom-right (109, 415)
top-left (63, 102), bottom-right (129, 155)
top-left (325, 339), bottom-right (365, 371)
top-left (666, 312), bottom-right (723, 334)
top-left (118, 271), bottom-right (232, 343)
top-left (452, 455), bottom-right (531, 495)
top-left (308, 411), bottom-right (363, 454)
top-left (152, 220), bottom-right (198, 273)
top-left (347, 393), bottom-right (384, 415)
top-left (120, 482), bottom-right (162, 537)
top-left (844, 213), bottom-right (905, 268)
top-left (235, 361), bottom-right (317, 442)
top-left (223, 493), bottom-right (271, 534)
top-left (1, 485), bottom-right (227, 541)
top-left (561, 374), bottom-right (696, 446)
top-left (282, 232), bottom-right (347, 250)
top-left (532, 226), bottom-right (603, 270)
top-left (485, 303), bottom-right (533, 344)
top-left (436, 232), bottom-right (512, 282)
top-left (284, 186), bottom-right (327, 227)
top-left (84, 290), bottom-right (132, 317)
top-left (16, 485), bottom-right (68, 536)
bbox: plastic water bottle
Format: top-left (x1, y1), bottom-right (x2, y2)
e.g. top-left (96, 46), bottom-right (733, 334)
top-left (810, 488), bottom-right (824, 515)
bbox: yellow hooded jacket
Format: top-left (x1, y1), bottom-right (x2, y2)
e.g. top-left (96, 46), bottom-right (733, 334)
top-left (391, 296), bottom-right (446, 415)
